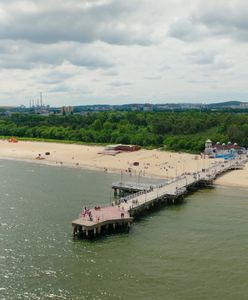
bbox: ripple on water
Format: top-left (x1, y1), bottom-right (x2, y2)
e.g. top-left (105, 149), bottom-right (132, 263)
top-left (26, 169), bottom-right (35, 173)
top-left (41, 270), bottom-right (57, 277)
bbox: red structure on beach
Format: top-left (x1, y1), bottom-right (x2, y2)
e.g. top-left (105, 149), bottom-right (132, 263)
top-left (106, 144), bottom-right (141, 152)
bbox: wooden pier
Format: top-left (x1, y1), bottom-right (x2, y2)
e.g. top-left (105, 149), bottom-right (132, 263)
top-left (72, 155), bottom-right (248, 238)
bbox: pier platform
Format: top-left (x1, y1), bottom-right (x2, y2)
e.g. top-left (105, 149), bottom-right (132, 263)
top-left (72, 206), bottom-right (133, 237)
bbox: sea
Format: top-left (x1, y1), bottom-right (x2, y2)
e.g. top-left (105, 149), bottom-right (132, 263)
top-left (0, 160), bottom-right (247, 300)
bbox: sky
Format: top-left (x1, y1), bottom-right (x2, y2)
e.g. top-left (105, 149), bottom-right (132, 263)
top-left (0, 0), bottom-right (248, 106)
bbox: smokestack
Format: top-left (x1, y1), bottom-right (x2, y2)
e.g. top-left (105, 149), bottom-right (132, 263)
top-left (40, 92), bottom-right (43, 107)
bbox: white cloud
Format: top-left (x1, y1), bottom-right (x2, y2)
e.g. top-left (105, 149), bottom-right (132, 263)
top-left (0, 0), bottom-right (157, 45)
top-left (0, 0), bottom-right (248, 106)
top-left (0, 40), bottom-right (114, 69)
top-left (169, 0), bottom-right (248, 42)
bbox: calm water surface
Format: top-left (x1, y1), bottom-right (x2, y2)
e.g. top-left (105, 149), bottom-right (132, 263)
top-left (0, 160), bottom-right (247, 300)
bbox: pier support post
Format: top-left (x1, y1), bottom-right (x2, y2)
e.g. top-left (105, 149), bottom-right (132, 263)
top-left (73, 225), bottom-right (77, 237)
top-left (97, 226), bottom-right (101, 234)
top-left (113, 223), bottom-right (116, 230)
top-left (86, 230), bottom-right (89, 237)
top-left (94, 228), bottom-right (97, 236)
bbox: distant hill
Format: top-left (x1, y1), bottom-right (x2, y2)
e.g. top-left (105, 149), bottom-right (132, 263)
top-left (207, 101), bottom-right (247, 108)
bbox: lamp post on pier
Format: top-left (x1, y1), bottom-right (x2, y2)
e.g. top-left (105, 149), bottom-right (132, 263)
top-left (138, 170), bottom-right (142, 184)
top-left (120, 170), bottom-right (123, 184)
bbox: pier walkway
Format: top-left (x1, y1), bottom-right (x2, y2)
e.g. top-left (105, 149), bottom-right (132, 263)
top-left (72, 154), bottom-right (248, 238)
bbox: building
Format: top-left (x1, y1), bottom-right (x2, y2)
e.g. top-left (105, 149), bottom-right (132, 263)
top-left (204, 139), bottom-right (213, 155)
top-left (143, 103), bottom-right (153, 111)
top-left (204, 139), bottom-right (246, 158)
top-left (61, 106), bottom-right (73, 115)
top-left (105, 144), bottom-right (141, 152)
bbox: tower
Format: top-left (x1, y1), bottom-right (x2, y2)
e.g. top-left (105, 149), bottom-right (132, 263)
top-left (40, 92), bottom-right (43, 107)
top-left (205, 139), bottom-right (213, 155)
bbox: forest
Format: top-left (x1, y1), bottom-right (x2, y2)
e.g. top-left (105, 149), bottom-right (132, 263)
top-left (0, 111), bottom-right (248, 153)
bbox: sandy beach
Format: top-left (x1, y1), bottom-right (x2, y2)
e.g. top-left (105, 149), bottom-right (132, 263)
top-left (0, 140), bottom-right (247, 188)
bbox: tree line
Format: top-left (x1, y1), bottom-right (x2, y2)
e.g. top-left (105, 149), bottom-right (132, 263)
top-left (0, 111), bottom-right (247, 153)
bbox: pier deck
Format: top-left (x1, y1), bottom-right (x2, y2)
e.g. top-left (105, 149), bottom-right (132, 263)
top-left (72, 206), bottom-right (133, 237)
top-left (72, 155), bottom-right (248, 238)
top-left (112, 181), bottom-right (158, 196)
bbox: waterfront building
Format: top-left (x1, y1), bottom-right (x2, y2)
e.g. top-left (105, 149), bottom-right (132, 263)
top-left (204, 139), bottom-right (246, 158)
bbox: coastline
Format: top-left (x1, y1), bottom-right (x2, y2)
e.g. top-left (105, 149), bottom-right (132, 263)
top-left (0, 140), bottom-right (247, 188)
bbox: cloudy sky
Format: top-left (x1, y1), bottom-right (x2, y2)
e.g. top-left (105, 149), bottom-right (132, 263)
top-left (0, 0), bottom-right (248, 106)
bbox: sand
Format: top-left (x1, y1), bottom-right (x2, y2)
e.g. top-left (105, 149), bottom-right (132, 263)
top-left (215, 164), bottom-right (248, 188)
top-left (0, 140), bottom-right (247, 188)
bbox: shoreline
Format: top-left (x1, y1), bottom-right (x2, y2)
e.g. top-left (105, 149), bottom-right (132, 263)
top-left (0, 155), bottom-right (168, 181)
top-left (0, 140), bottom-right (247, 188)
